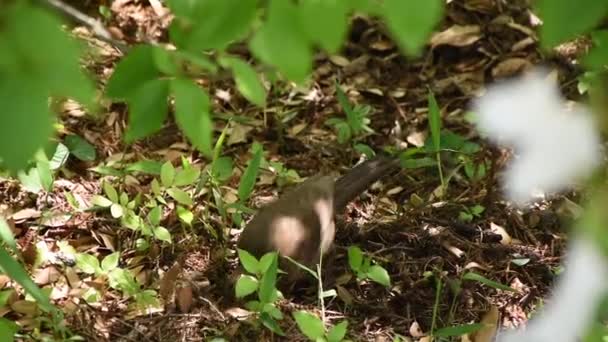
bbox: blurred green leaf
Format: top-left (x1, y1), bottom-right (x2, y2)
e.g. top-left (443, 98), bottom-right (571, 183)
top-left (382, 0), bottom-right (443, 55)
top-left (171, 78), bottom-right (213, 157)
top-left (160, 161), bottom-right (176, 188)
top-left (105, 45), bottom-right (161, 99)
top-left (219, 56), bottom-right (266, 107)
top-left (238, 142), bottom-right (263, 201)
top-left (293, 311), bottom-right (325, 340)
top-left (64, 135), bottom-right (96, 161)
top-left (124, 79), bottom-right (169, 142)
top-left (235, 275), bottom-right (259, 298)
top-left (250, 0), bottom-right (312, 82)
top-left (299, 0), bottom-right (349, 53)
top-left (536, 0), bottom-right (608, 49)
top-left (167, 188), bottom-right (193, 206)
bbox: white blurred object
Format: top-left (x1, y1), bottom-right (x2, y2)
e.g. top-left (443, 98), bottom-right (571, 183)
top-left (498, 237), bottom-right (608, 342)
top-left (473, 69), bottom-right (601, 204)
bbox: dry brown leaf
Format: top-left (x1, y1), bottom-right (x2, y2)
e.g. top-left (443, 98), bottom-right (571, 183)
top-left (470, 305), bottom-right (499, 342)
top-left (288, 122), bottom-right (308, 136)
top-left (33, 267), bottom-right (61, 285)
top-left (491, 58), bottom-right (533, 79)
top-left (176, 284), bottom-right (194, 313)
top-left (336, 285), bottom-right (355, 306)
top-left (160, 262), bottom-right (182, 301)
top-left (463, 0), bottom-right (495, 13)
top-left (369, 39), bottom-right (395, 51)
top-left (409, 321), bottom-right (424, 337)
top-left (430, 25), bottom-right (482, 47)
top-left (12, 209), bottom-right (41, 222)
top-left (227, 123), bottom-right (253, 146)
top-left (11, 300), bottom-right (38, 316)
top-left (328, 55), bottom-right (350, 67)
top-left (225, 307), bottom-right (252, 320)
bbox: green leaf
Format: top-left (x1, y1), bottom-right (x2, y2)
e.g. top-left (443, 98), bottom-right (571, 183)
top-left (238, 142), bottom-right (263, 201)
top-left (367, 265), bottom-right (391, 287)
top-left (260, 312), bottom-right (285, 336)
top-left (48, 143), bottom-right (70, 170)
top-left (0, 220), bottom-right (17, 255)
top-left (327, 320), bottom-right (348, 342)
top-left (258, 253), bottom-right (278, 303)
top-left (101, 252), bottom-right (120, 272)
top-left (382, 0), bottom-right (443, 55)
top-left (427, 91), bottom-right (441, 152)
top-left (401, 157), bottom-right (436, 169)
top-left (462, 272), bottom-right (516, 292)
top-left (147, 206), bottom-right (162, 226)
top-left (124, 79), bottom-right (170, 142)
top-left (76, 253), bottom-right (101, 275)
top-left (0, 245), bottom-right (52, 312)
top-left (125, 160), bottom-right (163, 175)
top-left (219, 57), bottom-right (266, 107)
top-left (433, 323), bottom-right (485, 337)
top-left (235, 275), bottom-right (259, 298)
top-left (105, 45), bottom-right (161, 99)
top-left (153, 226), bottom-right (172, 243)
top-left (347, 246), bottom-right (363, 272)
top-left (258, 252), bottom-right (276, 274)
top-left (536, 0), bottom-right (608, 49)
top-left (64, 135), bottom-right (96, 161)
top-left (103, 182), bottom-right (119, 203)
top-left (250, 0), bottom-right (312, 82)
top-left (0, 77), bottom-right (53, 172)
top-left (264, 303), bottom-right (283, 320)
top-left (354, 144), bottom-right (376, 158)
top-left (17, 168), bottom-right (43, 193)
top-left (583, 30), bottom-right (608, 70)
top-left (174, 167), bottom-right (200, 187)
top-left (0, 316), bottom-right (20, 342)
top-left (166, 188), bottom-right (193, 206)
top-left (91, 195), bottom-right (113, 208)
top-left (36, 159), bottom-right (53, 192)
top-left (237, 248), bottom-right (260, 274)
top-left (299, 0), bottom-right (349, 53)
top-left (211, 156), bottom-right (234, 182)
top-left (160, 161), bottom-right (176, 188)
top-left (110, 203), bottom-right (124, 218)
top-left (171, 78), bottom-right (213, 157)
top-left (293, 311), bottom-right (325, 340)
top-left (177, 206), bottom-right (194, 225)
top-left (183, 0), bottom-right (257, 51)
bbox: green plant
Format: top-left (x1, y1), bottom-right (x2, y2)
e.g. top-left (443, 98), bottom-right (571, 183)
top-left (347, 246), bottom-right (391, 287)
top-left (326, 83), bottom-right (374, 144)
top-left (75, 251), bottom-right (160, 311)
top-left (458, 204), bottom-right (485, 223)
top-left (293, 310), bottom-right (348, 342)
top-left (235, 250), bottom-right (285, 336)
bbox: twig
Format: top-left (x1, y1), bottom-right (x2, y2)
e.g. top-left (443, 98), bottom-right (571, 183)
top-left (42, 0), bottom-right (129, 53)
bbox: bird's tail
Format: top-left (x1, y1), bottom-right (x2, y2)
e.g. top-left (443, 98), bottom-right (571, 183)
top-left (333, 155), bottom-right (401, 212)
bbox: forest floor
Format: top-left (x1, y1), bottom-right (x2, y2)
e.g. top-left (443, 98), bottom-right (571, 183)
top-left (1, 1), bottom-right (590, 341)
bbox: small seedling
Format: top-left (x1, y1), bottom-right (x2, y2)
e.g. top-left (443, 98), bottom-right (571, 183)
top-left (293, 310), bottom-right (348, 342)
top-left (235, 249), bottom-right (285, 336)
top-left (458, 204), bottom-right (485, 222)
top-left (326, 82), bottom-right (374, 144)
top-left (347, 246), bottom-right (391, 287)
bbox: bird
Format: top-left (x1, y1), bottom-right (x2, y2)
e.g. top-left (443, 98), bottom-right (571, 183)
top-left (236, 155), bottom-right (401, 279)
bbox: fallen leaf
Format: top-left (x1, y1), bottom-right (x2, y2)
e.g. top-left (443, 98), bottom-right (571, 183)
top-left (160, 262), bottom-right (182, 301)
top-left (471, 306), bottom-right (499, 342)
top-left (12, 209), bottom-right (41, 222)
top-left (176, 284), bottom-right (194, 313)
top-left (430, 25), bottom-right (482, 47)
top-left (491, 58), bottom-right (533, 79)
top-left (489, 222), bottom-right (512, 245)
top-left (409, 321), bottom-right (424, 337)
top-left (33, 266), bottom-right (61, 285)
